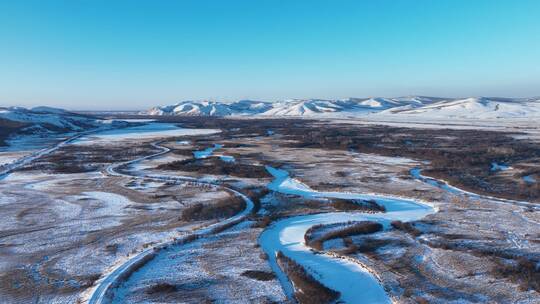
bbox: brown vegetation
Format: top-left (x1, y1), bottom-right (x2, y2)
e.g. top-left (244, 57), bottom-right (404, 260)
top-left (180, 194), bottom-right (245, 221)
top-left (105, 243), bottom-right (119, 254)
top-left (355, 238), bottom-right (406, 255)
top-left (19, 144), bottom-right (158, 174)
top-left (238, 187), bottom-right (270, 214)
top-left (241, 270), bottom-right (276, 281)
top-left (491, 257), bottom-right (540, 292)
top-left (276, 251), bottom-right (340, 304)
top-left (0, 118), bottom-right (28, 146)
top-left (146, 282), bottom-right (177, 294)
top-left (253, 216), bottom-right (273, 228)
top-left (157, 157), bottom-right (271, 178)
top-left (420, 230), bottom-right (539, 293)
top-left (331, 198), bottom-right (386, 213)
top-left (305, 221), bottom-right (383, 251)
top-left (113, 115), bottom-right (540, 200)
top-left (391, 221), bottom-right (422, 237)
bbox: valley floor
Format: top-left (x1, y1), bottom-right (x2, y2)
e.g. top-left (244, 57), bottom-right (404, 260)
top-left (0, 117), bottom-right (538, 303)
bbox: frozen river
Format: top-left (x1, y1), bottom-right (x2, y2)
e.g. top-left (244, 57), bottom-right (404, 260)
top-left (259, 167), bottom-right (435, 303)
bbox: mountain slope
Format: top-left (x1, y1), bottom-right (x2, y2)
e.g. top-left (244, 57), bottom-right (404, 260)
top-left (0, 106), bottom-right (106, 147)
top-left (0, 106), bottom-right (103, 131)
top-left (381, 97), bottom-right (540, 119)
top-left (143, 96), bottom-right (540, 119)
top-left (144, 97), bottom-right (445, 117)
top-left (144, 100), bottom-right (273, 116)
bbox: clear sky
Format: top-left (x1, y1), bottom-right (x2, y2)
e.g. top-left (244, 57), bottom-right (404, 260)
top-left (1, 0), bottom-right (539, 110)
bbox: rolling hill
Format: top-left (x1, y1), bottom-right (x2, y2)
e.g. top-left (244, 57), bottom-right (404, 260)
top-left (143, 96), bottom-right (540, 119)
top-left (0, 106), bottom-right (107, 147)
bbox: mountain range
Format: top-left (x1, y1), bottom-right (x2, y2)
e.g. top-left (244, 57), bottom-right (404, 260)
top-left (142, 96), bottom-right (540, 119)
top-left (0, 106), bottom-right (107, 133)
top-left (0, 106), bottom-right (118, 147)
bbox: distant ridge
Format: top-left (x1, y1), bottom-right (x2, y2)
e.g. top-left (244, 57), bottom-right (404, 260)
top-left (0, 106), bottom-right (107, 136)
top-left (142, 96), bottom-right (540, 119)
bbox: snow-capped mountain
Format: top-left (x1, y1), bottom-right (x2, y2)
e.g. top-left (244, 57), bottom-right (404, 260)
top-left (261, 99), bottom-right (351, 116)
top-left (381, 97), bottom-right (540, 119)
top-left (0, 106), bottom-right (107, 139)
top-left (144, 100), bottom-right (273, 116)
top-left (143, 96), bottom-right (540, 119)
top-left (144, 97), bottom-right (445, 117)
top-left (0, 106), bottom-right (103, 131)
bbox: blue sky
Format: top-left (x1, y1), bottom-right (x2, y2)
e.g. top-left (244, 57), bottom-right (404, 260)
top-left (1, 0), bottom-right (539, 110)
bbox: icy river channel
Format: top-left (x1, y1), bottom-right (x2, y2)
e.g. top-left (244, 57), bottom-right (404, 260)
top-left (0, 118), bottom-right (439, 304)
top-left (259, 166), bottom-right (436, 304)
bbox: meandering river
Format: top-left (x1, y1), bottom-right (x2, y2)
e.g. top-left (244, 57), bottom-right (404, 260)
top-left (259, 167), bottom-right (435, 303)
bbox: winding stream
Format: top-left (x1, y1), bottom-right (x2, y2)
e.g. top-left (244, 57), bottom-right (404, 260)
top-left (97, 145), bottom-right (438, 303)
top-left (87, 141), bottom-right (254, 304)
top-left (260, 165), bottom-right (538, 303)
top-left (259, 167), bottom-right (435, 303)
top-left (3, 121), bottom-right (531, 303)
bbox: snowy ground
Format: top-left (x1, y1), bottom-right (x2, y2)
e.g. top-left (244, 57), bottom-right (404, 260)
top-left (329, 115), bottom-right (540, 142)
top-left (108, 223), bottom-right (287, 303)
top-left (0, 151), bottom-right (28, 166)
top-left (1, 118), bottom-right (539, 303)
top-left (0, 168), bottom-right (233, 303)
top-left (169, 126), bottom-right (539, 303)
top-left (0, 123), bottom-right (250, 304)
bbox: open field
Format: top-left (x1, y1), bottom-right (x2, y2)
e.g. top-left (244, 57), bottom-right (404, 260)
top-left (0, 117), bottom-right (539, 303)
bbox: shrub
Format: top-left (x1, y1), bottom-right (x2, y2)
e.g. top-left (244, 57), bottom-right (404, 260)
top-left (241, 270), bottom-right (275, 281)
top-left (146, 282), bottom-right (177, 294)
top-left (180, 194), bottom-right (245, 221)
top-left (331, 198), bottom-right (386, 213)
top-left (104, 243), bottom-right (118, 254)
top-left (158, 157), bottom-right (271, 178)
top-left (305, 221), bottom-right (383, 251)
top-left (239, 187), bottom-right (269, 214)
top-left (492, 257), bottom-right (540, 292)
top-left (276, 251), bottom-right (340, 303)
top-left (254, 216), bottom-right (273, 228)
top-left (391, 220), bottom-right (422, 237)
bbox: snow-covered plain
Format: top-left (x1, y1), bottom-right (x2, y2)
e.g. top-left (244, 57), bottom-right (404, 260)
top-left (83, 139), bottom-right (258, 304)
top-left (410, 168), bottom-right (540, 210)
top-left (2, 112), bottom-right (539, 303)
top-left (0, 121), bottom-right (250, 304)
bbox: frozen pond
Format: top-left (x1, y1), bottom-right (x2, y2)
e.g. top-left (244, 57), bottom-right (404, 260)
top-left (259, 166), bottom-right (434, 303)
top-left (491, 162), bottom-right (511, 172)
top-left (193, 143), bottom-right (222, 159)
top-left (74, 122), bottom-right (220, 145)
top-left (523, 175), bottom-right (536, 184)
top-left (193, 144), bottom-right (236, 162)
top-left (219, 155), bottom-right (235, 162)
